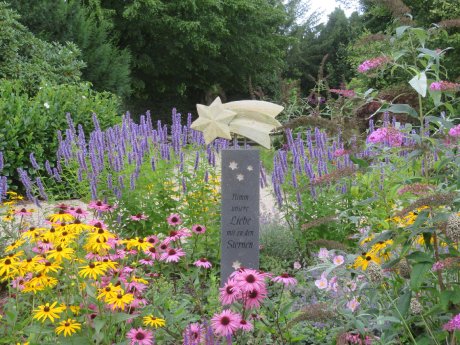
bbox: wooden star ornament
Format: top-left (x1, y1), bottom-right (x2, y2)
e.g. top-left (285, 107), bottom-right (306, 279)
top-left (190, 97), bottom-right (237, 144)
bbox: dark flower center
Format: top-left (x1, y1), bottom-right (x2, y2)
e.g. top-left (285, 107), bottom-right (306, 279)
top-left (168, 249), bottom-right (176, 255)
top-left (172, 217), bottom-right (178, 222)
top-left (96, 201), bottom-right (103, 206)
top-left (97, 228), bottom-right (104, 234)
top-left (366, 256), bottom-right (372, 261)
top-left (89, 263), bottom-right (96, 268)
top-left (76, 209), bottom-right (83, 214)
top-left (148, 238), bottom-right (156, 243)
top-left (240, 320), bottom-right (247, 325)
top-left (160, 244), bottom-right (167, 250)
top-left (20, 208), bottom-right (27, 212)
top-left (135, 332), bottom-right (145, 340)
top-left (59, 210), bottom-right (65, 214)
top-left (117, 293), bottom-right (123, 299)
top-left (138, 239), bottom-right (144, 243)
top-left (95, 222), bottom-right (102, 228)
top-left (281, 273), bottom-right (290, 278)
top-left (44, 306), bottom-right (50, 312)
top-left (169, 231), bottom-right (178, 236)
top-left (65, 322), bottom-right (70, 327)
top-left (105, 287), bottom-right (111, 292)
top-left (195, 226), bottom-right (203, 232)
top-left (200, 258), bottom-right (207, 262)
top-left (248, 290), bottom-right (258, 299)
top-left (226, 286), bottom-right (234, 294)
top-left (4, 259), bottom-right (11, 265)
top-left (62, 232), bottom-right (68, 236)
top-left (74, 219), bottom-right (81, 224)
top-left (149, 247), bottom-right (156, 253)
top-left (221, 316), bottom-right (230, 326)
top-left (246, 274), bottom-right (256, 283)
top-left (90, 313), bottom-right (97, 320)
top-left (45, 262), bottom-right (51, 266)
top-left (57, 246), bottom-right (63, 252)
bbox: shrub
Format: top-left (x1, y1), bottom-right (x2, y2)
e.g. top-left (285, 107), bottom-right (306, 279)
top-left (0, 80), bottom-right (121, 191)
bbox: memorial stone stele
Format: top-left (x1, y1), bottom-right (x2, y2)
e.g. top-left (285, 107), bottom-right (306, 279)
top-left (220, 149), bottom-right (259, 284)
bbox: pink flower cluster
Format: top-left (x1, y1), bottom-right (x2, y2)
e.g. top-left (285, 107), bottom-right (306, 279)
top-left (367, 127), bottom-right (403, 147)
top-left (330, 89), bottom-right (356, 98)
top-left (211, 268), bottom-right (297, 337)
top-left (443, 313), bottom-right (460, 331)
top-left (345, 332), bottom-right (376, 345)
top-left (448, 124), bottom-right (460, 137)
top-left (429, 81), bottom-right (460, 92)
top-left (357, 56), bottom-right (390, 73)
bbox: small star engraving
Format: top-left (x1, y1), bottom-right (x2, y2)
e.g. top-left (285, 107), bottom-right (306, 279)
top-left (232, 260), bottom-right (241, 270)
top-left (236, 174), bottom-right (244, 181)
top-left (247, 165), bottom-right (253, 171)
top-left (229, 161), bottom-right (238, 170)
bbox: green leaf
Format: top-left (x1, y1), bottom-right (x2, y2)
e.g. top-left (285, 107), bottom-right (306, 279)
top-left (409, 72), bottom-right (427, 97)
top-left (410, 263), bottom-right (432, 290)
top-left (395, 290), bottom-right (411, 317)
top-left (94, 318), bottom-right (105, 334)
top-left (406, 251), bottom-right (433, 263)
top-left (112, 312), bottom-right (138, 323)
top-left (396, 26), bottom-right (411, 37)
top-left (379, 104), bottom-right (418, 118)
top-left (350, 156), bottom-right (369, 168)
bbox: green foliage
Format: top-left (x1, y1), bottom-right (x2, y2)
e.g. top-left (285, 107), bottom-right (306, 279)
top-left (0, 80), bottom-right (120, 189)
top-left (0, 2), bottom-right (84, 94)
top-left (101, 0), bottom-right (289, 114)
top-left (8, 0), bottom-right (132, 99)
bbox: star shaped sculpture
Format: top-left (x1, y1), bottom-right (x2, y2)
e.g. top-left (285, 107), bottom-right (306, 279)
top-left (191, 97), bottom-right (237, 144)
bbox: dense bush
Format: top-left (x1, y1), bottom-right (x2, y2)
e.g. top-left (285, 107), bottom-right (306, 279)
top-left (0, 2), bottom-right (84, 94)
top-left (0, 80), bottom-right (121, 190)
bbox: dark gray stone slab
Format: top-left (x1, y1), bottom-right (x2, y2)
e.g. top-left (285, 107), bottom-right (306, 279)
top-left (220, 149), bottom-right (259, 284)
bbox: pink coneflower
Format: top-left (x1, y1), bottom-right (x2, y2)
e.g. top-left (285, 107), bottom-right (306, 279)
top-left (191, 224), bottom-right (206, 234)
top-left (234, 269), bottom-right (266, 292)
top-left (210, 310), bottom-right (240, 337)
top-left (88, 200), bottom-right (110, 212)
top-left (183, 323), bottom-right (203, 344)
top-left (146, 235), bottom-right (159, 246)
top-left (139, 258), bottom-right (154, 266)
top-left (130, 213), bottom-right (149, 221)
top-left (443, 313), bottom-right (460, 331)
top-left (144, 246), bottom-right (160, 260)
top-left (272, 273), bottom-right (297, 287)
top-left (11, 276), bottom-right (27, 290)
top-left (160, 248), bottom-right (186, 263)
top-left (14, 208), bottom-right (33, 216)
top-left (158, 243), bottom-right (169, 252)
top-left (243, 287), bottom-right (267, 309)
top-left (448, 124), bottom-right (460, 137)
top-left (89, 219), bottom-right (108, 229)
top-left (219, 279), bottom-right (241, 305)
top-left (56, 203), bottom-right (69, 210)
top-left (68, 207), bottom-right (89, 218)
top-left (162, 229), bottom-right (186, 245)
top-left (126, 327), bottom-right (154, 345)
top-left (367, 127), bottom-right (403, 147)
top-left (333, 255), bottom-right (345, 266)
top-left (194, 258), bottom-right (212, 269)
top-left (167, 213), bottom-right (182, 226)
top-left (238, 318), bottom-right (253, 332)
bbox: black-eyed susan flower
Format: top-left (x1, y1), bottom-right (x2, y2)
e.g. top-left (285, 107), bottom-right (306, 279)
top-left (5, 239), bottom-right (25, 253)
top-left (69, 305), bottom-right (81, 316)
top-left (0, 257), bottom-right (18, 278)
top-left (105, 292), bottom-right (134, 310)
top-left (79, 262), bottom-right (107, 280)
top-left (33, 302), bottom-right (64, 323)
top-left (143, 315), bottom-right (166, 328)
top-left (46, 246), bottom-right (74, 263)
top-left (55, 318), bottom-right (81, 336)
top-left (48, 210), bottom-right (74, 223)
top-left (124, 237), bottom-right (152, 252)
top-left (353, 251), bottom-right (381, 271)
top-left (97, 283), bottom-right (123, 301)
top-left (36, 261), bottom-right (62, 274)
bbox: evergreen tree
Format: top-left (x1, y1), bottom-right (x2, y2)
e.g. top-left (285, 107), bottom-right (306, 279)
top-left (9, 0), bottom-right (132, 99)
